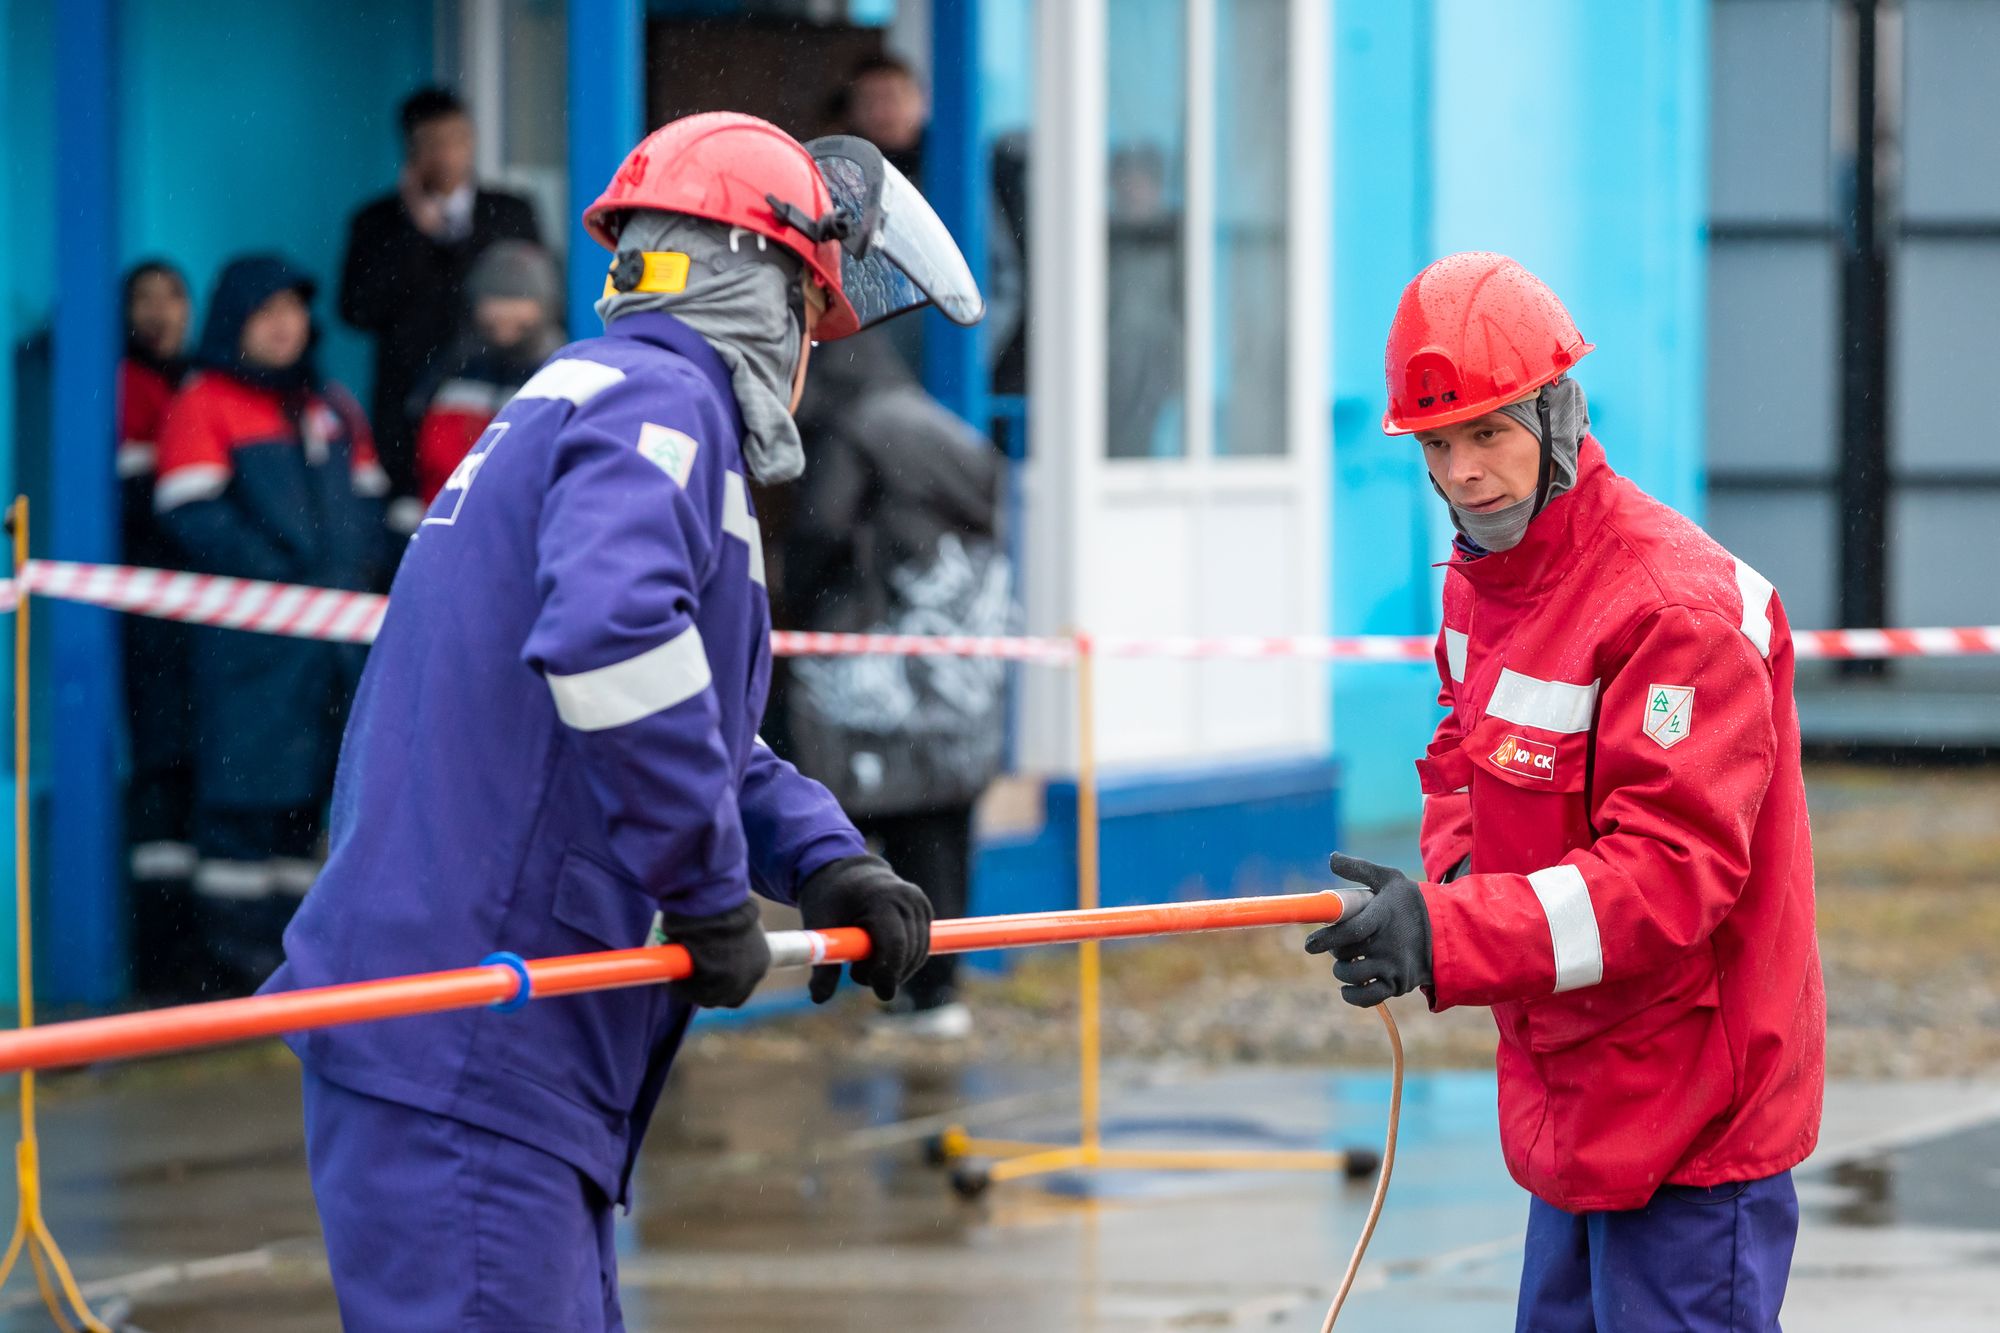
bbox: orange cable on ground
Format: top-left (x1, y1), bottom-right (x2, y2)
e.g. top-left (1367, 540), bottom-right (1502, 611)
top-left (1322, 1003), bottom-right (1403, 1330)
top-left (0, 498), bottom-right (110, 1332)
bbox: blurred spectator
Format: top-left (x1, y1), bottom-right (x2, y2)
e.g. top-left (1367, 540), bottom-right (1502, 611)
top-left (1107, 143), bottom-right (1183, 458)
top-left (841, 54), bottom-right (930, 180)
top-left (410, 240), bottom-right (564, 507)
top-left (117, 259), bottom-right (204, 999)
top-left (339, 86), bottom-right (539, 532)
top-left (830, 55), bottom-right (1022, 378)
top-left (780, 331), bottom-right (1011, 1038)
top-left (155, 255), bottom-right (389, 993)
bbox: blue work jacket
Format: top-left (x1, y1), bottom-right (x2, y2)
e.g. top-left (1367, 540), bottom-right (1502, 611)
top-left (267, 313), bottom-right (865, 1198)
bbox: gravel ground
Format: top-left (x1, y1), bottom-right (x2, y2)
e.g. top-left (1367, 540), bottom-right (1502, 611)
top-left (697, 762), bottom-right (2000, 1078)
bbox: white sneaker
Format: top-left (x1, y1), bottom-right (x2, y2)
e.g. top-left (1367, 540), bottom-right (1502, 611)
top-left (869, 1001), bottom-right (974, 1040)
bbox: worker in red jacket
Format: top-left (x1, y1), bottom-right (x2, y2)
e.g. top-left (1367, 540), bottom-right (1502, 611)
top-left (1307, 253), bottom-right (1824, 1331)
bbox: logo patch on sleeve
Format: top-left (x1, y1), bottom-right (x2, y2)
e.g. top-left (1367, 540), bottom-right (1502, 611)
top-left (1489, 733), bottom-right (1557, 781)
top-left (637, 423), bottom-right (699, 488)
top-left (1643, 684), bottom-right (1695, 750)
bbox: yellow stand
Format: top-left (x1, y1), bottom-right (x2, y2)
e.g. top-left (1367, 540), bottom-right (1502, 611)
top-left (0, 499), bottom-right (111, 1331)
top-left (933, 634), bottom-right (1376, 1198)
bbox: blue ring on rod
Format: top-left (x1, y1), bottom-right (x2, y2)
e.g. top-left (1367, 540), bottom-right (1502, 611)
top-left (480, 951), bottom-right (533, 1013)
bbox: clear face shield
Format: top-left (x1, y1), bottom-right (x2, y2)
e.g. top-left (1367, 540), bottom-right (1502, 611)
top-left (803, 135), bottom-right (986, 332)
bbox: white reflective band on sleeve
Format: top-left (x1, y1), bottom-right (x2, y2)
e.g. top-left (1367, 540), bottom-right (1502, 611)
top-left (1528, 864), bottom-right (1604, 992)
top-left (514, 358), bottom-right (626, 407)
top-left (352, 461), bottom-right (391, 498)
top-left (1485, 668), bottom-right (1600, 734)
top-left (1444, 628), bottom-right (1469, 683)
top-left (1735, 559), bottom-right (1775, 657)
top-left (433, 379), bottom-right (504, 413)
top-left (117, 441), bottom-right (157, 479)
top-left (546, 624), bottom-right (712, 732)
top-left (193, 859), bottom-right (277, 902)
top-left (722, 473), bottom-right (767, 586)
top-left (153, 463), bottom-right (230, 513)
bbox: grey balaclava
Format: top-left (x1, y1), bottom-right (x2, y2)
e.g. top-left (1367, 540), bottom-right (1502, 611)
top-left (1446, 375), bottom-right (1590, 553)
top-left (596, 211), bottom-right (808, 485)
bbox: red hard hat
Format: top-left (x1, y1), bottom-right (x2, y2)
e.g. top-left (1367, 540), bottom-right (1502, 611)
top-left (1381, 253), bottom-right (1593, 435)
top-left (584, 112), bottom-right (863, 340)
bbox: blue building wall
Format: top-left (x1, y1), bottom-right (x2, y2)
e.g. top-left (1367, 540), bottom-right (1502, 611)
top-left (1330, 0), bottom-right (1709, 831)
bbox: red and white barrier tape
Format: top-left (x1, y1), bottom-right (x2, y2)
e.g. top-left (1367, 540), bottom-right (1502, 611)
top-left (3, 559), bottom-right (1997, 662)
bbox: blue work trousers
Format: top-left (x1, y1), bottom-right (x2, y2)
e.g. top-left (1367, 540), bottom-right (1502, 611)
top-left (303, 1071), bottom-right (624, 1332)
top-left (1517, 1172), bottom-right (1798, 1331)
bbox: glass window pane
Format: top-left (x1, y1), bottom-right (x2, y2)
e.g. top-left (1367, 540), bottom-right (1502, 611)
top-left (1710, 0), bottom-right (1833, 224)
top-left (1902, 0), bottom-right (2000, 220)
top-left (1706, 241), bottom-right (1840, 476)
top-left (1213, 0), bottom-right (1288, 458)
top-left (1106, 0), bottom-right (1187, 459)
top-left (1893, 239), bottom-right (2000, 473)
top-left (1891, 491), bottom-right (2000, 627)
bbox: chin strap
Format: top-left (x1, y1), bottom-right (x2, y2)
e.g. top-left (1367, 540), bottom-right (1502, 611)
top-left (1529, 383), bottom-right (1556, 519)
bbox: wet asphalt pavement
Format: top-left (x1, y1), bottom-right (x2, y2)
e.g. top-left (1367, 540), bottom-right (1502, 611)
top-left (1, 1041), bottom-right (1998, 1331)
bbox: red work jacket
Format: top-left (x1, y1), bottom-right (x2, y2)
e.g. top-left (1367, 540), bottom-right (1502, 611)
top-left (1416, 438), bottom-right (1825, 1212)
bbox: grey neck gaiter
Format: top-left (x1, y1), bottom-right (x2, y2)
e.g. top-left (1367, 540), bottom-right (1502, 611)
top-left (1445, 376), bottom-right (1590, 552)
top-left (595, 212), bottom-right (808, 485)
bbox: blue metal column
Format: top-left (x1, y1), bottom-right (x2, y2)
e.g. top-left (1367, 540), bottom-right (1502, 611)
top-left (1329, 0), bottom-right (1441, 830)
top-left (49, 0), bottom-right (125, 1005)
top-left (924, 0), bottom-right (988, 430)
top-left (567, 0), bottom-right (645, 339)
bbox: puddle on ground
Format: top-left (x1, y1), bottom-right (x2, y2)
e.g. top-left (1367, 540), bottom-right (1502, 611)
top-left (1815, 1120), bottom-right (2000, 1231)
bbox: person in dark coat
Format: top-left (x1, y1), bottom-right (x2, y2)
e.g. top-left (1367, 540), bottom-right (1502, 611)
top-left (408, 239), bottom-right (565, 506)
top-left (154, 255), bottom-right (390, 992)
top-left (780, 329), bottom-right (1012, 1036)
top-left (117, 259), bottom-right (205, 998)
top-left (339, 86), bottom-right (540, 530)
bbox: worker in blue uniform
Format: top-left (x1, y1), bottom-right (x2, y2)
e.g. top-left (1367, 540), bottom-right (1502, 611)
top-left (263, 113), bottom-right (988, 1330)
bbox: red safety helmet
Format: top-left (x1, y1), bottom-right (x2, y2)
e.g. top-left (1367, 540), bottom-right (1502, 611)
top-left (585, 112), bottom-right (862, 339)
top-left (1381, 252), bottom-right (1593, 435)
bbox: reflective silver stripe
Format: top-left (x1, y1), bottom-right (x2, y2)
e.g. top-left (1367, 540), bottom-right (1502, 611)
top-left (154, 463), bottom-right (230, 513)
top-left (722, 472), bottom-right (767, 586)
top-left (515, 358), bottom-right (626, 407)
top-left (546, 624), bottom-right (712, 732)
top-left (1444, 628), bottom-right (1469, 683)
top-left (194, 859), bottom-right (276, 901)
top-left (1485, 668), bottom-right (1600, 735)
top-left (1734, 559), bottom-right (1774, 657)
top-left (117, 441), bottom-right (157, 478)
top-left (270, 857), bottom-right (321, 895)
top-left (130, 840), bottom-right (197, 881)
top-left (352, 461), bottom-right (391, 498)
top-left (1528, 864), bottom-right (1603, 993)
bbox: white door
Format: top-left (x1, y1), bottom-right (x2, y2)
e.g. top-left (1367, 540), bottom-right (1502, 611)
top-left (1024, 0), bottom-right (1330, 771)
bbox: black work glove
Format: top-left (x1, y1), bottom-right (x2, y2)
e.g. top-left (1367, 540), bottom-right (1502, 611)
top-left (662, 899), bottom-right (770, 1010)
top-left (796, 854), bottom-right (934, 1003)
top-left (1303, 853), bottom-right (1434, 1008)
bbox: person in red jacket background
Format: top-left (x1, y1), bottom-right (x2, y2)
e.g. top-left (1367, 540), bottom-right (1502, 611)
top-left (118, 259), bottom-right (207, 998)
top-left (408, 239), bottom-right (564, 515)
top-left (155, 255), bottom-right (390, 994)
top-left (1307, 253), bottom-right (1823, 1332)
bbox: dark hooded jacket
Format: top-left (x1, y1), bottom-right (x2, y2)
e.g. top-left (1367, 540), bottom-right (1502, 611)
top-left (154, 255), bottom-right (389, 809)
top-left (778, 331), bottom-right (1012, 815)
